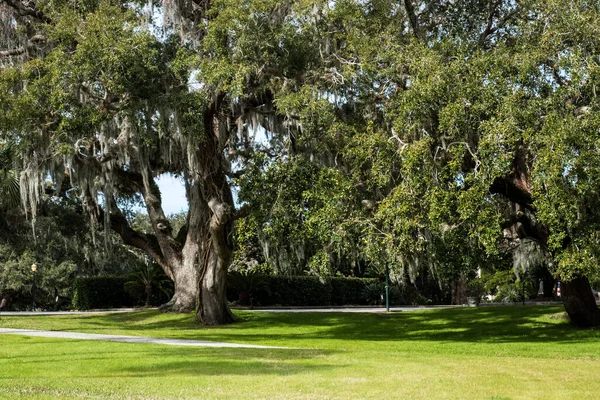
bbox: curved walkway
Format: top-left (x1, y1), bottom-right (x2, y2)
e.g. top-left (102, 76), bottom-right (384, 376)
top-left (0, 328), bottom-right (286, 349)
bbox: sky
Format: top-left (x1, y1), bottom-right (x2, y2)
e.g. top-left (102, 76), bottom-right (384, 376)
top-left (156, 174), bottom-right (188, 215)
top-left (153, 174), bottom-right (241, 215)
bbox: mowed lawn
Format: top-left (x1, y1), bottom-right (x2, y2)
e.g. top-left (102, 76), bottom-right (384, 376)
top-left (0, 306), bottom-right (599, 399)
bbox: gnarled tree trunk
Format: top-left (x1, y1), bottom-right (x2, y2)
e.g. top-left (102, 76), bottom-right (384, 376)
top-left (561, 276), bottom-right (600, 328)
top-left (197, 232), bottom-right (235, 324)
top-left (159, 255), bottom-right (199, 313)
top-left (192, 98), bottom-right (236, 325)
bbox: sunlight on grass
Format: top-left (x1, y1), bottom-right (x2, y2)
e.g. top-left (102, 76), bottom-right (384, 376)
top-left (0, 306), bottom-right (599, 399)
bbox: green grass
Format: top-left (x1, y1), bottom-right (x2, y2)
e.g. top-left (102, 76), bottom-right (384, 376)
top-left (0, 306), bottom-right (599, 399)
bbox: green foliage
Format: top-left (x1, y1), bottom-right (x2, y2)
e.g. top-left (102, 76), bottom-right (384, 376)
top-left (495, 283), bottom-right (522, 304)
top-left (483, 270), bottom-right (515, 296)
top-left (71, 277), bottom-right (134, 310)
top-left (330, 277), bottom-right (378, 306)
top-left (227, 269), bottom-right (271, 305)
top-left (255, 276), bottom-right (333, 307)
top-left (0, 198), bottom-right (145, 310)
top-left (360, 282), bottom-right (408, 306)
top-left (6, 0), bottom-right (600, 318)
top-left (124, 263), bottom-right (173, 307)
top-left (467, 279), bottom-right (487, 301)
top-left (226, 275), bottom-right (436, 306)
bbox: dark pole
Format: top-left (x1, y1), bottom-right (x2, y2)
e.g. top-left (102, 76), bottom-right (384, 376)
top-left (31, 264), bottom-right (37, 311)
top-left (32, 271), bottom-right (36, 310)
top-left (522, 279), bottom-right (525, 306)
top-left (385, 265), bottom-right (390, 312)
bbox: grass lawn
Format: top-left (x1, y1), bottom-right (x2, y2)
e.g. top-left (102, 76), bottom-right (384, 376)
top-left (0, 305), bottom-right (599, 399)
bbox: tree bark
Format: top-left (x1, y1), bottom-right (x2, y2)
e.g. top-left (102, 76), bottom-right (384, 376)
top-left (451, 274), bottom-right (467, 305)
top-left (145, 283), bottom-right (151, 308)
top-left (159, 255), bottom-right (199, 312)
top-left (77, 158), bottom-right (200, 313)
top-left (192, 97), bottom-right (236, 325)
top-left (561, 276), bottom-right (600, 328)
top-left (197, 235), bottom-right (236, 324)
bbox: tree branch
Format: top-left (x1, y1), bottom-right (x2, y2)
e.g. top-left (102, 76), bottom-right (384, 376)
top-left (233, 203), bottom-right (251, 220)
top-left (489, 176), bottom-right (534, 209)
top-left (478, 1), bottom-right (521, 47)
top-left (1, 0), bottom-right (52, 23)
top-left (0, 47), bottom-right (26, 57)
top-left (0, 34), bottom-right (47, 58)
top-left (108, 212), bottom-right (169, 272)
top-left (404, 0), bottom-right (423, 40)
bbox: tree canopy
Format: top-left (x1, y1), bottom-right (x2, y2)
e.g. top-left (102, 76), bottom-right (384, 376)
top-left (2, 0), bottom-right (600, 325)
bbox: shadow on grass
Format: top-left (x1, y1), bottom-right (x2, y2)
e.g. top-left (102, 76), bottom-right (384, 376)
top-left (0, 337), bottom-right (337, 378)
top-left (4, 305), bottom-right (597, 347)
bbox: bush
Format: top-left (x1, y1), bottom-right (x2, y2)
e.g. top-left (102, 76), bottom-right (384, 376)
top-left (227, 269), bottom-right (271, 305)
top-left (259, 276), bottom-right (333, 306)
top-left (72, 277), bottom-right (135, 310)
top-left (361, 282), bottom-right (408, 305)
top-left (495, 283), bottom-right (522, 303)
top-left (230, 276), bottom-right (415, 307)
top-left (233, 276), bottom-right (390, 306)
top-left (331, 277), bottom-right (378, 305)
top-left (467, 279), bottom-right (487, 302)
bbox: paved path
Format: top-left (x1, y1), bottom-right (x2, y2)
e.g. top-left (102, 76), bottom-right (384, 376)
top-left (238, 306), bottom-right (457, 313)
top-left (0, 328), bottom-right (286, 349)
top-left (241, 302), bottom-right (562, 312)
top-left (0, 309), bottom-right (149, 316)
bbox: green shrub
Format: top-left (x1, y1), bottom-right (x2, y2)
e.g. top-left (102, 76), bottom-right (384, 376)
top-left (360, 282), bottom-right (408, 305)
top-left (495, 283), bottom-right (522, 303)
top-left (124, 264), bottom-right (173, 307)
top-left (331, 277), bottom-right (378, 305)
top-left (467, 279), bottom-right (487, 301)
top-left (227, 270), bottom-right (271, 305)
top-left (264, 276), bottom-right (332, 306)
top-left (231, 276), bottom-right (406, 306)
top-left (72, 277), bottom-right (134, 310)
top-left (361, 282), bottom-right (385, 305)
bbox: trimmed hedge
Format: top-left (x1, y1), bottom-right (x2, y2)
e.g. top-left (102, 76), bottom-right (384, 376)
top-left (331, 277), bottom-right (379, 305)
top-left (232, 275), bottom-right (383, 306)
top-left (260, 276), bottom-right (332, 306)
top-left (72, 277), bottom-right (135, 310)
top-left (72, 275), bottom-right (446, 309)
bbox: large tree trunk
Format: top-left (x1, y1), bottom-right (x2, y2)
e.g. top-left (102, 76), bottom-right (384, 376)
top-left (192, 98), bottom-right (236, 325)
top-left (159, 182), bottom-right (205, 313)
top-left (561, 276), bottom-right (600, 328)
top-left (197, 239), bottom-right (235, 324)
top-left (159, 256), bottom-right (199, 312)
top-left (450, 274), bottom-right (467, 305)
top-left (490, 152), bottom-right (600, 327)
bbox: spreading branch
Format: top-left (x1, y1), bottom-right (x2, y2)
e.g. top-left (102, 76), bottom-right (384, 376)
top-left (233, 203), bottom-right (251, 221)
top-left (404, 0), bottom-right (424, 40)
top-left (478, 0), bottom-right (522, 47)
top-left (489, 176), bottom-right (534, 209)
top-left (0, 34), bottom-right (46, 58)
top-left (1, 0), bottom-right (52, 23)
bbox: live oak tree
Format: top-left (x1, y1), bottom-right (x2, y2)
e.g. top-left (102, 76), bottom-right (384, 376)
top-left (0, 0), bottom-right (240, 322)
top-left (0, 0), bottom-right (322, 323)
top-left (235, 0), bottom-right (600, 326)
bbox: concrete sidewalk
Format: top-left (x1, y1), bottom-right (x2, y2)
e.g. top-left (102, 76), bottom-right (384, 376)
top-left (0, 328), bottom-right (287, 349)
top-left (0, 308), bottom-right (149, 316)
top-left (235, 306), bottom-right (457, 313)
